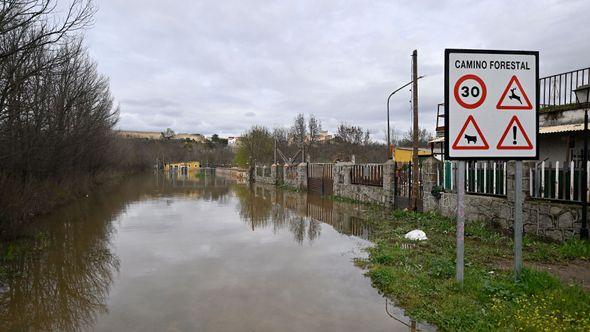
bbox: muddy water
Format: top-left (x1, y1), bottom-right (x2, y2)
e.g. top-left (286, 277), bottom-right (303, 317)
top-left (0, 172), bottom-right (425, 331)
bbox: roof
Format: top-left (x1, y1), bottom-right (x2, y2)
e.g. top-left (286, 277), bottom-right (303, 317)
top-left (429, 137), bottom-right (445, 143)
top-left (539, 123), bottom-right (584, 134)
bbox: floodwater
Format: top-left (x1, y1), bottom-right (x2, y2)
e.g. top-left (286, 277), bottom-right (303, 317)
top-left (0, 171), bottom-right (428, 331)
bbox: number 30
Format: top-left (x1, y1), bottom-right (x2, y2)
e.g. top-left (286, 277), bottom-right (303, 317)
top-left (461, 85), bottom-right (480, 98)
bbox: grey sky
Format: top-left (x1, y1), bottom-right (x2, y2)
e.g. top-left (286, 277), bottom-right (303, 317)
top-left (85, 0), bottom-right (590, 141)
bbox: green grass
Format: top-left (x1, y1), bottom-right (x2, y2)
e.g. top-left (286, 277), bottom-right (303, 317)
top-left (361, 210), bottom-right (590, 331)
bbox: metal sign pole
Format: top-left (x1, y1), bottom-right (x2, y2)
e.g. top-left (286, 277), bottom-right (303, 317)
top-left (456, 160), bottom-right (465, 285)
top-left (514, 160), bottom-right (523, 280)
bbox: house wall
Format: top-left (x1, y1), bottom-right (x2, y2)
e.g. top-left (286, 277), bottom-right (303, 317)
top-left (539, 134), bottom-right (569, 161)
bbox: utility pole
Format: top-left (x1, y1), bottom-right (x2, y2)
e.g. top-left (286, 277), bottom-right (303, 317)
top-left (411, 49), bottom-right (419, 211)
top-left (274, 138), bottom-right (277, 165)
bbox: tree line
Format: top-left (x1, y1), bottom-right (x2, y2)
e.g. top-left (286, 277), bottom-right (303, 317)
top-left (234, 113), bottom-right (389, 167)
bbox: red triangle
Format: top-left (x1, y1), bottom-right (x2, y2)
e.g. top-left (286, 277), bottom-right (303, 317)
top-left (496, 75), bottom-right (533, 110)
top-left (496, 116), bottom-right (533, 150)
top-left (451, 115), bottom-right (490, 150)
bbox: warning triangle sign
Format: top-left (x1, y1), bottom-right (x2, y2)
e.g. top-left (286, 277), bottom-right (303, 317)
top-left (497, 116), bottom-right (533, 150)
top-left (452, 115), bottom-right (490, 150)
top-left (496, 75), bottom-right (533, 110)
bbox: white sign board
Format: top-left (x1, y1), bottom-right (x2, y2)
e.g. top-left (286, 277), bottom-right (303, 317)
top-left (445, 49), bottom-right (538, 160)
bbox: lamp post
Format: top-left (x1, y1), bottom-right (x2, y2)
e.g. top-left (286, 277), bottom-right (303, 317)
top-left (387, 75), bottom-right (425, 159)
top-left (574, 84), bottom-right (590, 240)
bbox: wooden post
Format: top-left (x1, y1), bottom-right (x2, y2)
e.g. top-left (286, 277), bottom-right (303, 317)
top-left (411, 49), bottom-right (420, 211)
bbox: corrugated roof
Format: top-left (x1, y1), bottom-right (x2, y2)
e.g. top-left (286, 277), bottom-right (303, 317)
top-left (539, 123), bottom-right (584, 134)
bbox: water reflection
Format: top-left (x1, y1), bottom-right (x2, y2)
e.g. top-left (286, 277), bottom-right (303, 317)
top-left (0, 184), bottom-right (123, 331)
top-left (0, 172), bottom-right (425, 332)
top-left (234, 183), bottom-right (371, 244)
top-left (0, 172), bottom-right (233, 331)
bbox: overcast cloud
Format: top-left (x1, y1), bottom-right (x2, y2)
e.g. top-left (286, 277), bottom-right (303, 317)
top-left (84, 0), bottom-right (590, 141)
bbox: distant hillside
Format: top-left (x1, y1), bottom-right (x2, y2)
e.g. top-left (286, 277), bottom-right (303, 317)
top-left (116, 130), bottom-right (206, 143)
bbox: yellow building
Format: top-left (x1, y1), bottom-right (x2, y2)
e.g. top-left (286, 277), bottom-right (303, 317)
top-left (164, 161), bottom-right (201, 173)
top-left (393, 147), bottom-right (431, 162)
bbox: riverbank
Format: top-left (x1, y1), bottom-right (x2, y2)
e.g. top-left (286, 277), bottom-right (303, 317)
top-left (360, 210), bottom-right (590, 331)
top-left (0, 170), bottom-right (135, 238)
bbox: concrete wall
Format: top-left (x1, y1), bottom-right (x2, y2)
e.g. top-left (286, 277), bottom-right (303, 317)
top-left (539, 134), bottom-right (569, 162)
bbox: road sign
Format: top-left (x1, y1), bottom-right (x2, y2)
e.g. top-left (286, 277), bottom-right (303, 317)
top-left (451, 115), bottom-right (489, 150)
top-left (454, 74), bottom-right (487, 109)
top-left (445, 49), bottom-right (538, 159)
top-left (497, 116), bottom-right (533, 150)
top-left (497, 76), bottom-right (533, 110)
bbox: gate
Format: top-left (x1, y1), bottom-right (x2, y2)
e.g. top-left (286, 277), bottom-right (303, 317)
top-left (393, 162), bottom-right (423, 211)
top-left (308, 163), bottom-right (334, 196)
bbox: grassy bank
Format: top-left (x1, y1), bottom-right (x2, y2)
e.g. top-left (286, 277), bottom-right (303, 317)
top-left (360, 210), bottom-right (590, 331)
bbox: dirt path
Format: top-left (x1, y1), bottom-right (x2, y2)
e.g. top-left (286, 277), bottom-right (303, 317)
top-left (496, 259), bottom-right (590, 291)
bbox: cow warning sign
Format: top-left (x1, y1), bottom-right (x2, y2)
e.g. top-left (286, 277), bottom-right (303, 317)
top-left (445, 49), bottom-right (538, 159)
top-left (452, 115), bottom-right (489, 150)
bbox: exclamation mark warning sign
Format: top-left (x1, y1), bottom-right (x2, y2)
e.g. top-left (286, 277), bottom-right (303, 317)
top-left (512, 126), bottom-right (517, 145)
top-left (497, 116), bottom-right (533, 150)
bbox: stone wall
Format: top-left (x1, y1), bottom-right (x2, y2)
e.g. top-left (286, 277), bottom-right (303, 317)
top-left (422, 157), bottom-right (584, 242)
top-left (281, 163), bottom-right (308, 190)
top-left (332, 162), bottom-right (393, 205)
top-left (215, 167), bottom-right (249, 183)
top-left (254, 165), bottom-right (276, 185)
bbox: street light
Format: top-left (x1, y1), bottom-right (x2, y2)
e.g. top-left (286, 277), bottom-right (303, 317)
top-left (387, 75), bottom-right (425, 159)
top-left (574, 84), bottom-right (590, 240)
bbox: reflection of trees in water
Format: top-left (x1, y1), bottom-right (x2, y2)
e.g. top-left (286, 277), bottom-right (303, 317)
top-left (234, 184), bottom-right (370, 244)
top-left (233, 184), bottom-right (273, 230)
top-left (0, 186), bottom-right (123, 331)
top-left (0, 172), bottom-right (234, 331)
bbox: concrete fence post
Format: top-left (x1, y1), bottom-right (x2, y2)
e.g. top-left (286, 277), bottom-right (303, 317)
top-left (383, 159), bottom-right (396, 207)
top-left (298, 162), bottom-right (308, 190)
top-left (422, 157), bottom-right (439, 194)
top-left (271, 164), bottom-right (277, 185)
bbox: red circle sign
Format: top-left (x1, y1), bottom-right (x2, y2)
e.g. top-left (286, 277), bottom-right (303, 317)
top-left (454, 74), bottom-right (487, 109)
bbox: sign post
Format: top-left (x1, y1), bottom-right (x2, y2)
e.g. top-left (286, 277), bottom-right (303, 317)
top-left (456, 160), bottom-right (465, 285)
top-left (445, 49), bottom-right (539, 282)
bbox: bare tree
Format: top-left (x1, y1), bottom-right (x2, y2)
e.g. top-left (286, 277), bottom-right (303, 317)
top-left (289, 113), bottom-right (306, 149)
top-left (308, 114), bottom-right (321, 144)
top-left (396, 127), bottom-right (433, 147)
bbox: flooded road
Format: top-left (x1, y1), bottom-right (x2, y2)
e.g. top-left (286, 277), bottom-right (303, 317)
top-left (0, 171), bottom-right (423, 331)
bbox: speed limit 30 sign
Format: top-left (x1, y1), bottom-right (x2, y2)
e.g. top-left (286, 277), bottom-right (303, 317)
top-left (445, 49), bottom-right (539, 160)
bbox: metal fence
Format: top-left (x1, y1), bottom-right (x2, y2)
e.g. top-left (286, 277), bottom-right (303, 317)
top-left (529, 160), bottom-right (589, 202)
top-left (351, 164), bottom-right (383, 187)
top-left (308, 163), bottom-right (333, 179)
top-left (540, 67), bottom-right (590, 107)
top-left (438, 161), bottom-right (507, 196)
